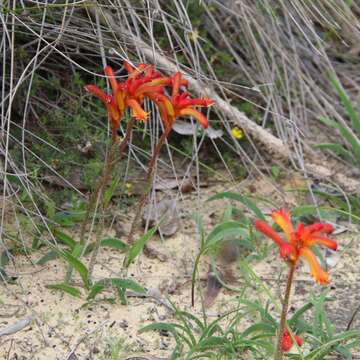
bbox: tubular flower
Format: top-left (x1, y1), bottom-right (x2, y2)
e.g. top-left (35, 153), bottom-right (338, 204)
top-left (254, 209), bottom-right (337, 284)
top-left (149, 72), bottom-right (214, 131)
top-left (281, 329), bottom-right (303, 352)
top-left (84, 84), bottom-right (121, 140)
top-left (116, 62), bottom-right (172, 121)
top-left (85, 61), bottom-right (170, 139)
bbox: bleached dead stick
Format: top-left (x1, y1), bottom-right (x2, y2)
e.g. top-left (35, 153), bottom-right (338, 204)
top-left (92, 8), bottom-right (360, 195)
top-left (0, 315), bottom-right (35, 337)
top-left (65, 320), bottom-right (109, 360)
top-left (98, 9), bottom-right (290, 161)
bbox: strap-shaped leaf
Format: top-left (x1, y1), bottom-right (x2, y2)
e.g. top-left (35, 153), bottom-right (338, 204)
top-left (208, 192), bottom-right (266, 220)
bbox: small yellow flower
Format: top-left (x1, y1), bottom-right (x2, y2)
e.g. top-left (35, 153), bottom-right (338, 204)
top-left (189, 29), bottom-right (199, 42)
top-left (51, 159), bottom-right (60, 169)
top-left (125, 182), bottom-right (133, 190)
top-left (231, 127), bottom-right (244, 139)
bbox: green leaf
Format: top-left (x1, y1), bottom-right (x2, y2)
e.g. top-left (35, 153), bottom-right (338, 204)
top-left (124, 226), bottom-right (158, 268)
top-left (335, 345), bottom-right (352, 360)
top-left (208, 192), bottom-right (266, 220)
top-left (36, 250), bottom-right (59, 265)
top-left (117, 287), bottom-right (127, 305)
top-left (57, 250), bottom-right (89, 288)
top-left (103, 178), bottom-right (120, 209)
top-left (292, 205), bottom-right (331, 219)
top-left (71, 244), bottom-right (83, 258)
top-left (110, 278), bottom-right (146, 293)
top-left (205, 221), bottom-right (246, 248)
top-left (331, 75), bottom-right (360, 136)
top-left (288, 302), bottom-right (314, 327)
top-left (304, 330), bottom-right (360, 360)
top-left (197, 336), bottom-right (226, 350)
top-left (222, 205), bottom-right (233, 222)
top-left (193, 212), bottom-right (205, 242)
top-left (177, 311), bottom-right (205, 332)
top-left (318, 116), bottom-right (339, 129)
top-left (46, 283), bottom-right (82, 298)
top-left (319, 115), bottom-right (360, 166)
top-left (139, 322), bottom-right (178, 334)
top-left (87, 281), bottom-right (107, 300)
top-left (242, 323), bottom-right (275, 338)
top-left (0, 251), bottom-right (10, 268)
top-left (271, 165), bottom-right (281, 179)
top-left (100, 238), bottom-right (128, 251)
top-left (314, 143), bottom-right (355, 163)
top-left (139, 322), bottom-right (186, 342)
top-left (87, 278), bottom-right (145, 301)
top-left (52, 229), bottom-right (77, 250)
top-left (53, 210), bottom-right (85, 227)
top-left (84, 242), bottom-right (96, 255)
top-left (0, 268), bottom-right (10, 283)
top-left (31, 236), bottom-right (41, 250)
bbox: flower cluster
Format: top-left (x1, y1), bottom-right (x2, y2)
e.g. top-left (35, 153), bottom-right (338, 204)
top-left (281, 328), bottom-right (303, 352)
top-left (255, 209), bottom-right (337, 284)
top-left (85, 61), bottom-right (214, 141)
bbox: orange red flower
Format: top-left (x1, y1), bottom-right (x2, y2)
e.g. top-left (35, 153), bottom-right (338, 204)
top-left (147, 72), bottom-right (214, 131)
top-left (85, 62), bottom-right (214, 140)
top-left (255, 209), bottom-right (337, 284)
top-left (281, 328), bottom-right (303, 352)
top-left (85, 61), bottom-right (170, 140)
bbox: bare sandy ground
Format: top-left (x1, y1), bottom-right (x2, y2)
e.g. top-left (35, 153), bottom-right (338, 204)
top-left (0, 178), bottom-right (359, 359)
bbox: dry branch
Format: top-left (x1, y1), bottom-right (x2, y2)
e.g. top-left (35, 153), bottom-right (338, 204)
top-left (98, 9), bottom-right (291, 162)
top-left (94, 8), bottom-right (360, 196)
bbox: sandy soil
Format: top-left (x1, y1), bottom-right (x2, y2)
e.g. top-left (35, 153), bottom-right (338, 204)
top-left (0, 177), bottom-right (359, 359)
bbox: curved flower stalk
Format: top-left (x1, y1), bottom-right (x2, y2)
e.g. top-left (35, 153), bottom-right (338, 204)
top-left (80, 61), bottom-right (171, 279)
top-left (126, 71), bottom-right (215, 246)
top-left (254, 209), bottom-right (337, 360)
top-left (80, 60), bottom-right (215, 278)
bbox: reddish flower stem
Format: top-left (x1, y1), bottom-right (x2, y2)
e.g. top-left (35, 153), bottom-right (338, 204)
top-left (126, 128), bottom-right (171, 246)
top-left (79, 118), bottom-right (134, 246)
top-left (86, 118), bottom-right (136, 278)
top-left (276, 263), bottom-right (296, 360)
top-left (63, 118), bottom-right (135, 284)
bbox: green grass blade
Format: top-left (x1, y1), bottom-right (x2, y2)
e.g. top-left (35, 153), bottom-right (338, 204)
top-left (87, 278), bottom-right (145, 300)
top-left (205, 221), bottom-right (247, 248)
top-left (52, 229), bottom-right (77, 250)
top-left (87, 281), bottom-right (107, 300)
top-left (288, 302), bottom-right (314, 327)
top-left (100, 238), bottom-right (128, 251)
top-left (71, 244), bottom-right (83, 258)
top-left (36, 250), bottom-right (59, 265)
top-left (139, 322), bottom-right (192, 348)
top-left (330, 75), bottom-right (360, 136)
top-left (314, 143), bottom-right (355, 163)
top-left (124, 226), bottom-right (158, 268)
top-left (110, 278), bottom-right (146, 293)
top-left (53, 210), bottom-right (85, 227)
top-left (0, 251), bottom-right (10, 268)
top-left (319, 116), bottom-right (360, 165)
top-left (46, 283), bottom-right (82, 298)
top-left (304, 330), bottom-right (360, 360)
top-left (242, 323), bottom-right (275, 338)
top-left (58, 250), bottom-right (89, 288)
top-left (208, 192), bottom-right (266, 220)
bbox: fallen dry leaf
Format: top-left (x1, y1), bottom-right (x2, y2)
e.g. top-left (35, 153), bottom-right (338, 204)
top-left (143, 198), bottom-right (180, 237)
